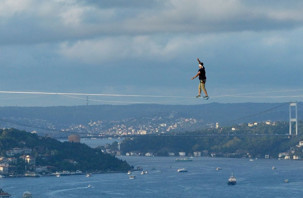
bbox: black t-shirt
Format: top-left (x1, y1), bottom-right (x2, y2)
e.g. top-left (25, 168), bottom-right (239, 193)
top-left (198, 67), bottom-right (206, 80)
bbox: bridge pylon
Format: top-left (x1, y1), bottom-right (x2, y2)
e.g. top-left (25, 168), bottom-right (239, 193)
top-left (289, 102), bottom-right (298, 136)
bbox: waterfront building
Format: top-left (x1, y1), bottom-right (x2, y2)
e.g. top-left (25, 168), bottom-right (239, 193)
top-left (0, 164), bottom-right (9, 174)
top-left (168, 152), bottom-right (175, 156)
top-left (193, 152), bottom-right (201, 157)
top-left (68, 134), bottom-right (81, 143)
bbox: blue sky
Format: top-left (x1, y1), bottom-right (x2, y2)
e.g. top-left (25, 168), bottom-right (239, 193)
top-left (0, 0), bottom-right (303, 106)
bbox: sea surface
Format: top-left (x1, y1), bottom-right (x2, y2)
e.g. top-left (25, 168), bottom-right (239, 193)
top-left (59, 137), bottom-right (122, 148)
top-left (2, 138), bottom-right (303, 198)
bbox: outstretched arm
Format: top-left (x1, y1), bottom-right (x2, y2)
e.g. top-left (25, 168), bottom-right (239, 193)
top-left (191, 71), bottom-right (200, 80)
top-left (197, 58), bottom-right (202, 64)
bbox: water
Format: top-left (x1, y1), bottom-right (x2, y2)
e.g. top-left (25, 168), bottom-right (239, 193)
top-left (1, 157), bottom-right (303, 198)
top-left (58, 137), bottom-right (122, 148)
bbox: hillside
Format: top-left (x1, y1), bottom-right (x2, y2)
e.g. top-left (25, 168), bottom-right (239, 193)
top-left (120, 121), bottom-right (303, 159)
top-left (0, 102), bottom-right (301, 137)
top-left (0, 129), bottom-right (131, 176)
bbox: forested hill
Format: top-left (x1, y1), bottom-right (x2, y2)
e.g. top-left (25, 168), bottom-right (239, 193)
top-left (120, 121), bottom-right (303, 159)
top-left (0, 102), bottom-right (301, 137)
top-left (0, 102), bottom-right (300, 125)
top-left (0, 129), bottom-right (131, 173)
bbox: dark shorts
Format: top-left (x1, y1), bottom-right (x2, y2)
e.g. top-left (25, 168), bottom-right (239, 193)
top-left (200, 79), bottom-right (206, 84)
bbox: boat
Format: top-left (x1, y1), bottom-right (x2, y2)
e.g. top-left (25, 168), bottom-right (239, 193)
top-left (0, 188), bottom-right (11, 198)
top-left (175, 157), bottom-right (193, 162)
top-left (141, 170), bottom-right (148, 175)
top-left (22, 191), bottom-right (32, 198)
top-left (24, 172), bottom-right (40, 177)
top-left (272, 166), bottom-right (276, 170)
top-left (227, 173), bottom-right (237, 185)
top-left (86, 173), bottom-right (92, 177)
top-left (129, 175), bottom-right (136, 180)
top-left (177, 168), bottom-right (188, 173)
top-left (284, 179), bottom-right (289, 183)
top-left (127, 171), bottom-right (132, 175)
top-left (216, 167), bottom-right (222, 171)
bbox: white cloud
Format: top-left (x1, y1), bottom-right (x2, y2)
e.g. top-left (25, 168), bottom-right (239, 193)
top-left (0, 0), bottom-right (32, 18)
top-left (1, 0), bottom-right (303, 45)
top-left (58, 35), bottom-right (214, 64)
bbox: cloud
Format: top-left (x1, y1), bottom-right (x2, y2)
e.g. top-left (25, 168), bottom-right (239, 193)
top-left (1, 0), bottom-right (303, 46)
top-left (58, 35), bottom-right (200, 64)
top-left (0, 0), bottom-right (303, 105)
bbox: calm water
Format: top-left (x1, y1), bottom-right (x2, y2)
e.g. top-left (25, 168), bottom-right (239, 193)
top-left (58, 137), bottom-right (122, 148)
top-left (1, 157), bottom-right (303, 198)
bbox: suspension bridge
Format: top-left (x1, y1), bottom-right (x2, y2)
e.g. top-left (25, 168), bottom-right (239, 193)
top-left (0, 90), bottom-right (301, 137)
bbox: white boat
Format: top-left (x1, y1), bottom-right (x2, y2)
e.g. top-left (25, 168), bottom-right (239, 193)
top-left (227, 173), bottom-right (237, 185)
top-left (216, 167), bottom-right (222, 171)
top-left (141, 170), bottom-right (148, 175)
top-left (129, 175), bottom-right (136, 180)
top-left (177, 168), bottom-right (188, 173)
top-left (23, 191), bottom-right (32, 198)
top-left (86, 173), bottom-right (92, 177)
top-left (175, 157), bottom-right (193, 162)
top-left (127, 171), bottom-right (132, 175)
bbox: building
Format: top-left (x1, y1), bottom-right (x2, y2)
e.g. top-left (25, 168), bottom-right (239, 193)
top-left (248, 123), bottom-right (253, 127)
top-left (6, 148), bottom-right (32, 157)
top-left (293, 155), bottom-right (300, 160)
top-left (68, 134), bottom-right (81, 143)
top-left (193, 152), bottom-right (201, 157)
top-left (297, 141), bottom-right (303, 147)
top-left (145, 152), bottom-right (153, 157)
top-left (0, 164), bottom-right (9, 175)
top-left (215, 122), bottom-right (219, 129)
top-left (168, 152), bottom-right (175, 156)
top-left (179, 152), bottom-right (186, 157)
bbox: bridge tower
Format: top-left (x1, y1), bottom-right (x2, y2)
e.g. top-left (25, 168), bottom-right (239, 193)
top-left (289, 102), bottom-right (298, 136)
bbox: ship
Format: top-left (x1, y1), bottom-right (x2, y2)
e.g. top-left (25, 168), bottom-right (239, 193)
top-left (0, 188), bottom-right (11, 198)
top-left (175, 157), bottom-right (193, 162)
top-left (177, 168), bottom-right (188, 173)
top-left (227, 173), bottom-right (237, 185)
top-left (22, 191), bottom-right (32, 198)
top-left (141, 170), bottom-right (148, 175)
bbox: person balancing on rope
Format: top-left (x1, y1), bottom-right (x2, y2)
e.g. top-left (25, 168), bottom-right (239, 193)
top-left (191, 58), bottom-right (209, 100)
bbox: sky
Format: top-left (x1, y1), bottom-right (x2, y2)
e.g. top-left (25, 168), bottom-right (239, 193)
top-left (0, 0), bottom-right (303, 106)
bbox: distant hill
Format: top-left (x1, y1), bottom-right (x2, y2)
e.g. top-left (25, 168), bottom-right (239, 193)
top-left (120, 121), bottom-right (303, 159)
top-left (0, 103), bottom-right (301, 137)
top-left (0, 128), bottom-right (131, 174)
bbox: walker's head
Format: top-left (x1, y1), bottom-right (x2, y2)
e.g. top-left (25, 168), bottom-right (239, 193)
top-left (199, 62), bottom-right (203, 68)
